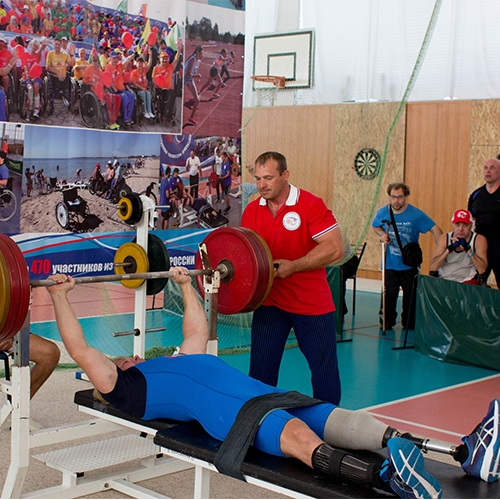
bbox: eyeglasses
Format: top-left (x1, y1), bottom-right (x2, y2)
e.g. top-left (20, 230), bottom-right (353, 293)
top-left (390, 195), bottom-right (406, 200)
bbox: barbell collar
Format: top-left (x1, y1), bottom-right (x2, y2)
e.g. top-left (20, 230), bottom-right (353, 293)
top-left (30, 268), bottom-right (216, 288)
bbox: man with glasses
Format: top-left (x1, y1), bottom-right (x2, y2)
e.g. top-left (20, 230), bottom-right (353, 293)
top-left (372, 183), bottom-right (442, 330)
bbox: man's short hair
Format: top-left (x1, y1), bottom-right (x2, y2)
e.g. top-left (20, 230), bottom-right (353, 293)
top-left (173, 167), bottom-right (179, 174)
top-left (0, 151), bottom-right (7, 160)
top-left (387, 182), bottom-right (410, 197)
top-left (254, 151), bottom-right (287, 175)
top-left (485, 158), bottom-right (500, 169)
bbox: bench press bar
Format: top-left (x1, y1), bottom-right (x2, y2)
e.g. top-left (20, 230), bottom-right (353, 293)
top-left (30, 267), bottom-right (222, 288)
top-left (30, 268), bottom-right (215, 288)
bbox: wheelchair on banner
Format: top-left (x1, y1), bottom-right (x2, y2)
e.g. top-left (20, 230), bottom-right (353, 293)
top-left (68, 75), bottom-right (85, 114)
top-left (80, 83), bottom-right (138, 130)
top-left (0, 177), bottom-right (17, 222)
top-left (55, 187), bottom-right (90, 230)
top-left (0, 71), bottom-right (16, 121)
top-left (87, 171), bottom-right (106, 196)
top-left (152, 71), bottom-right (181, 127)
top-left (80, 88), bottom-right (111, 129)
top-left (46, 69), bottom-right (79, 116)
top-left (127, 85), bottom-right (145, 127)
top-left (4, 71), bottom-right (17, 120)
top-left (17, 75), bottom-right (50, 122)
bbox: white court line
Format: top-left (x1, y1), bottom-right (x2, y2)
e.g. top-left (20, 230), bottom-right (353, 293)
top-left (368, 412), bottom-right (463, 439)
top-left (363, 372), bottom-right (500, 412)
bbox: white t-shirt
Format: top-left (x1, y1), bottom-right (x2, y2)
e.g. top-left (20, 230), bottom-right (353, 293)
top-left (214, 156), bottom-right (222, 175)
top-left (186, 156), bottom-right (201, 176)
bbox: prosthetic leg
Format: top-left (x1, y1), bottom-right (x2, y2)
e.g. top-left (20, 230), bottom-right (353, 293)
top-left (314, 401), bottom-right (500, 498)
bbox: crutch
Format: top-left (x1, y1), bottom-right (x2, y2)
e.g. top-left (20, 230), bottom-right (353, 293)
top-left (380, 219), bottom-right (392, 335)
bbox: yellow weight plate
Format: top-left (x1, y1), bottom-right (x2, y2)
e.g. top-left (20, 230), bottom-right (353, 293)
top-left (114, 242), bottom-right (149, 289)
top-left (117, 196), bottom-right (133, 221)
top-left (0, 248), bottom-right (11, 336)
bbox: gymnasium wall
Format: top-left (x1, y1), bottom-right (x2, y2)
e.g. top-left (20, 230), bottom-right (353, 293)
top-left (242, 98), bottom-right (499, 285)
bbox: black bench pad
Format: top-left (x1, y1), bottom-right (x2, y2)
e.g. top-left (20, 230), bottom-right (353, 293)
top-left (154, 423), bottom-right (500, 499)
top-left (75, 389), bottom-right (500, 499)
top-left (74, 389), bottom-right (178, 431)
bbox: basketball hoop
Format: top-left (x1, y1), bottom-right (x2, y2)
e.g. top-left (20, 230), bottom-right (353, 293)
top-left (251, 75), bottom-right (286, 106)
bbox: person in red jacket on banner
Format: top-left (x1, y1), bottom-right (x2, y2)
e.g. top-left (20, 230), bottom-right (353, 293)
top-left (130, 53), bottom-right (153, 119)
top-left (105, 48), bottom-right (135, 127)
top-left (152, 39), bottom-right (182, 124)
top-left (83, 54), bottom-right (120, 130)
top-left (22, 39), bottom-right (44, 118)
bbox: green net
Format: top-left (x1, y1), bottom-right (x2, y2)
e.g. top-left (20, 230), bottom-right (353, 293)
top-left (162, 278), bottom-right (298, 354)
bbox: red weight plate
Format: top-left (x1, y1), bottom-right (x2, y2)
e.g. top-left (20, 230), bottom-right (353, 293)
top-left (0, 235), bottom-right (30, 340)
top-left (236, 228), bottom-right (274, 312)
top-left (230, 228), bottom-right (269, 313)
top-left (4, 236), bottom-right (30, 339)
top-left (231, 163), bottom-right (241, 177)
top-left (250, 230), bottom-right (275, 306)
top-left (209, 172), bottom-right (218, 189)
top-left (195, 227), bottom-right (262, 315)
top-left (0, 235), bottom-right (22, 341)
top-left (0, 247), bottom-right (11, 336)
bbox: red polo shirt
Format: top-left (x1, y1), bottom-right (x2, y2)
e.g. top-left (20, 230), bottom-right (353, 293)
top-left (241, 185), bottom-right (338, 315)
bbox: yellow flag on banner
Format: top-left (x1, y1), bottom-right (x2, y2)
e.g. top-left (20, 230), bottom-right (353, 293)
top-left (138, 18), bottom-right (151, 53)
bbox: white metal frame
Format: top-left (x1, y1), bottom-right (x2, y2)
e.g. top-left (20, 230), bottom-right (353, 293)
top-left (1, 196), bottom-right (196, 499)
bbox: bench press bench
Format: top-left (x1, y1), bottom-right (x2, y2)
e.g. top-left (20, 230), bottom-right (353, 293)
top-left (72, 389), bottom-right (500, 499)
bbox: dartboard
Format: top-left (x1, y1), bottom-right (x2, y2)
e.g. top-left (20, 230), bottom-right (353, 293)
top-left (354, 148), bottom-right (380, 180)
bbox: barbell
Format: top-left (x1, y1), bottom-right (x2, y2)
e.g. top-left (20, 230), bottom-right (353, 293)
top-left (0, 227), bottom-right (275, 342)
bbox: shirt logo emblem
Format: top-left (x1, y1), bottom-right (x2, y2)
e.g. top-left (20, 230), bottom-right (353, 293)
top-left (283, 212), bottom-right (301, 231)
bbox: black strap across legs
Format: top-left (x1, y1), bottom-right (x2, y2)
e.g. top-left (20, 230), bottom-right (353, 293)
top-left (213, 391), bottom-right (323, 480)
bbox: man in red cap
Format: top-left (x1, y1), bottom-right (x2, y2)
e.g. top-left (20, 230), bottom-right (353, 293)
top-left (468, 158), bottom-right (500, 284)
top-left (430, 209), bottom-right (488, 284)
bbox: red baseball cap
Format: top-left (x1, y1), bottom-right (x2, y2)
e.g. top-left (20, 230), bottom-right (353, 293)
top-left (451, 209), bottom-right (472, 225)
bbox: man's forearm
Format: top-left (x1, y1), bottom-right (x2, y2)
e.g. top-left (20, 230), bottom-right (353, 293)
top-left (181, 283), bottom-right (207, 329)
top-left (430, 248), bottom-right (448, 272)
top-left (50, 293), bottom-right (89, 360)
top-left (179, 281), bottom-right (208, 353)
top-left (293, 241), bottom-right (343, 273)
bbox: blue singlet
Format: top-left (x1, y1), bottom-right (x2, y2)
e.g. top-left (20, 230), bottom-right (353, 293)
top-left (103, 354), bottom-right (337, 456)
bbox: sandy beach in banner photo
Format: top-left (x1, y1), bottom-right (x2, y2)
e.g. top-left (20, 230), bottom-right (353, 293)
top-left (20, 158), bottom-right (161, 234)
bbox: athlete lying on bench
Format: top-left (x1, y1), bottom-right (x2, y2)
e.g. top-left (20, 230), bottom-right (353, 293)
top-left (46, 268), bottom-right (500, 499)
